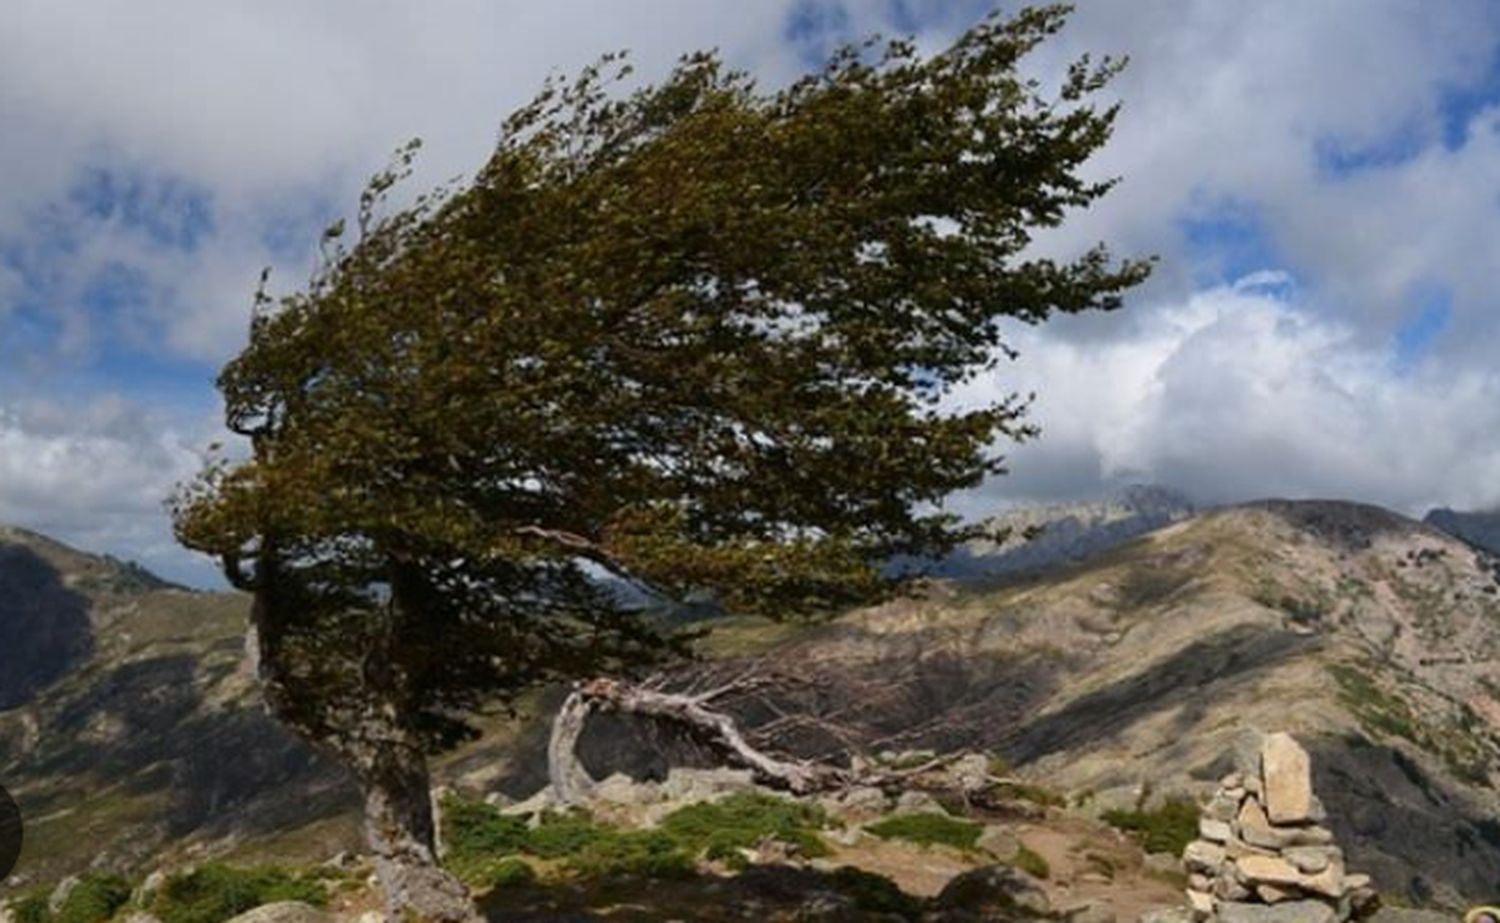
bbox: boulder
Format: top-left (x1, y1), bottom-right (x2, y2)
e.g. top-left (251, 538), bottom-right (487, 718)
top-left (934, 865), bottom-right (1052, 918)
top-left (660, 767), bottom-right (756, 802)
top-left (1217, 900), bottom-right (1337, 923)
top-left (221, 902), bottom-right (330, 923)
top-left (1262, 734), bottom-right (1315, 825)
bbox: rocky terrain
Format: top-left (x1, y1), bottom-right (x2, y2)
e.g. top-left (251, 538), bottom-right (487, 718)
top-left (1425, 508), bottom-right (1500, 558)
top-left (1, 498), bottom-right (1498, 918)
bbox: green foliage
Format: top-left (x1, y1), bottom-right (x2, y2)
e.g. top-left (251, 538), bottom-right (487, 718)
top-left (999, 782), bottom-right (1066, 808)
top-left (9, 890), bottom-right (55, 923)
top-left (440, 795), bottom-right (530, 868)
top-left (149, 864), bottom-right (327, 923)
top-left (826, 867), bottom-right (922, 917)
top-left (866, 812), bottom-right (982, 851)
top-left (485, 858), bottom-right (539, 891)
top-left (54, 873), bottom-right (132, 923)
top-left (524, 810), bottom-right (609, 860)
top-left (171, 3), bottom-right (1148, 756)
top-left (1101, 800), bottom-right (1202, 855)
top-left (1011, 844), bottom-right (1050, 880)
top-left (659, 792), bottom-right (831, 863)
top-left (564, 830), bottom-right (696, 880)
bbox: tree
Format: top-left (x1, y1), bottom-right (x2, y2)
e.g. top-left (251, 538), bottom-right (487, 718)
top-left (172, 6), bottom-right (1149, 919)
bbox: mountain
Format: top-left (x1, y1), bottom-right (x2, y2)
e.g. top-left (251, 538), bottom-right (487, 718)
top-left (921, 485), bottom-right (1196, 580)
top-left (534, 500), bottom-right (1500, 909)
top-left (1425, 506), bottom-right (1500, 557)
top-left (0, 528), bottom-right (359, 888)
top-left (3, 499), bottom-right (1499, 910)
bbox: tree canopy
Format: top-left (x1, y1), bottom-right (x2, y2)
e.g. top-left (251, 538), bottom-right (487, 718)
top-left (173, 10), bottom-right (1146, 915)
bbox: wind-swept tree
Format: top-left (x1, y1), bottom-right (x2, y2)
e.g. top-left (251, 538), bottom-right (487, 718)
top-left (173, 6), bottom-right (1148, 919)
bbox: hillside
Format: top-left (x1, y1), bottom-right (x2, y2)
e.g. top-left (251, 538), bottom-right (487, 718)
top-left (2, 500), bottom-right (1498, 912)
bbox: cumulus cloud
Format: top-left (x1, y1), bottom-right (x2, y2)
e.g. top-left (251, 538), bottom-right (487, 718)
top-left (0, 396), bottom-right (216, 585)
top-left (1, 0), bottom-right (1499, 580)
top-left (957, 273), bottom-right (1500, 516)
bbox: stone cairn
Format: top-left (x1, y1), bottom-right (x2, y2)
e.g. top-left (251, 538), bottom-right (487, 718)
top-left (1180, 732), bottom-right (1378, 923)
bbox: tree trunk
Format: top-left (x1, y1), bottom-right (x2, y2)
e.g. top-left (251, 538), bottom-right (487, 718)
top-left (548, 677), bottom-right (849, 803)
top-left (244, 576), bottom-right (475, 923)
top-left (548, 687), bottom-right (598, 804)
top-left (355, 736), bottom-right (476, 923)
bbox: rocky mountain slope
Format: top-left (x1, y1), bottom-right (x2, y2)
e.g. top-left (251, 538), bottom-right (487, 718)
top-left (0, 528), bottom-right (357, 888)
top-left (1426, 507), bottom-right (1500, 557)
top-left (3, 499), bottom-right (1498, 912)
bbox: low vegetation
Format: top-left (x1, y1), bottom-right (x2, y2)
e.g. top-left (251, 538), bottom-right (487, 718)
top-left (866, 812), bottom-right (983, 851)
top-left (1101, 800), bottom-right (1202, 855)
top-left (148, 865), bottom-right (329, 923)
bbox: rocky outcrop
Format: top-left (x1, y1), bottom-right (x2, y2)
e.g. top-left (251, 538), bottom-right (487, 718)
top-left (1179, 734), bottom-right (1377, 923)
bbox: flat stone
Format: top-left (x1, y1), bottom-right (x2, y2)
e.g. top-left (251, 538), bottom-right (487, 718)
top-left (1183, 840), bottom-right (1226, 874)
top-left (1285, 846), bottom-right (1340, 874)
top-left (1257, 883), bottom-right (1299, 904)
top-left (1262, 733), bottom-right (1315, 825)
top-left (1217, 899), bottom-right (1337, 923)
top-left (1200, 818), bottom-right (1233, 843)
top-left (1214, 876), bottom-right (1253, 901)
top-left (1187, 888), bottom-right (1215, 916)
top-left (1236, 855), bottom-right (1303, 886)
top-left (222, 903), bottom-right (330, 923)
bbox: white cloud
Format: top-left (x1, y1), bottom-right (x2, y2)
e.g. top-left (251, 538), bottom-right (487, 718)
top-left (959, 275), bottom-right (1500, 516)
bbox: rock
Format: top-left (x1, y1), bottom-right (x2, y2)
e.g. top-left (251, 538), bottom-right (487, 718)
top-left (48, 876), bottom-right (79, 914)
top-left (1188, 873), bottom-right (1212, 891)
top-left (1064, 902), bottom-right (1117, 923)
top-left (1284, 846), bottom-right (1340, 874)
top-left (977, 825), bottom-right (1020, 858)
top-left (500, 787), bottom-right (555, 820)
top-left (135, 869), bottom-right (169, 903)
top-left (934, 865), bottom-right (1052, 918)
top-left (1139, 908), bottom-right (1196, 923)
top-left (591, 772), bottom-right (661, 806)
top-left (661, 767), bottom-right (755, 802)
top-left (951, 753), bottom-right (994, 791)
top-left (1183, 840), bottom-right (1226, 874)
top-left (1145, 852), bottom-right (1184, 875)
top-left (1187, 888), bottom-right (1215, 916)
top-left (1367, 910), bottom-right (1451, 923)
top-left (221, 902), bottom-right (330, 923)
top-left (482, 791), bottom-right (512, 808)
top-left (1236, 855), bottom-right (1344, 899)
top-left (1200, 818), bottom-right (1233, 843)
top-left (894, 790), bottom-right (946, 815)
top-left (120, 915), bottom-right (164, 923)
top-left (1262, 734), bottom-right (1315, 825)
top-left (1214, 876), bottom-right (1253, 902)
top-left (837, 786), bottom-right (891, 814)
top-left (1217, 900), bottom-right (1337, 923)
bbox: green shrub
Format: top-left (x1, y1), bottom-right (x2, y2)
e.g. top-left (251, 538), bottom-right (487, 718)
top-left (1101, 800), bottom-right (1202, 855)
top-left (54, 873), bottom-right (132, 923)
top-left (1011, 845), bottom-right (1050, 880)
top-left (565, 830), bottom-right (695, 880)
top-left (440, 796), bottom-right (529, 864)
top-left (485, 858), bottom-right (539, 891)
top-left (660, 792), bottom-right (830, 862)
top-left (149, 864), bottom-right (326, 923)
top-left (8, 889), bottom-right (53, 923)
top-left (865, 812), bottom-right (982, 851)
top-left (1001, 783), bottom-right (1066, 809)
top-left (524, 810), bottom-right (608, 860)
top-left (827, 867), bottom-right (922, 917)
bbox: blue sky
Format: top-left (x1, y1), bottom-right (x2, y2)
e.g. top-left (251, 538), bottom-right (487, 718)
top-left (2, 0), bottom-right (1500, 585)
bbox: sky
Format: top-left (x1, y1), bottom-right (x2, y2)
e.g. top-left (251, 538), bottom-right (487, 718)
top-left (2, 1), bottom-right (1500, 586)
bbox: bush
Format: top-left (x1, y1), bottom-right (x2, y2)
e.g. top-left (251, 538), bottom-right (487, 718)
top-left (485, 858), bottom-right (539, 891)
top-left (865, 813), bottom-right (982, 851)
top-left (1101, 800), bottom-right (1202, 855)
top-left (54, 873), bottom-right (132, 923)
top-left (8, 890), bottom-right (54, 923)
top-left (149, 864), bottom-right (326, 923)
top-left (565, 830), bottom-right (696, 880)
top-left (660, 793), bottom-right (830, 863)
top-left (524, 810), bottom-right (608, 860)
top-left (440, 796), bottom-right (530, 863)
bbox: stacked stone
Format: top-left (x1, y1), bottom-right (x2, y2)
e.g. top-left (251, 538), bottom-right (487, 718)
top-left (1181, 733), bottom-right (1378, 923)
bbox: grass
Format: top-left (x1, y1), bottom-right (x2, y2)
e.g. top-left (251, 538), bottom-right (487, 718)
top-left (1010, 845), bottom-right (1050, 880)
top-left (1100, 800), bottom-right (1202, 855)
top-left (438, 791), bottom-right (832, 883)
top-left (148, 864), bottom-right (327, 923)
top-left (8, 872), bottom-right (134, 923)
top-left (865, 812), bottom-right (983, 851)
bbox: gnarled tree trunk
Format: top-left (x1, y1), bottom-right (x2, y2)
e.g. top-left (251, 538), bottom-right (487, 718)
top-left (548, 677), bottom-right (850, 803)
top-left (245, 579), bottom-right (475, 923)
top-left (351, 731), bottom-right (474, 923)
